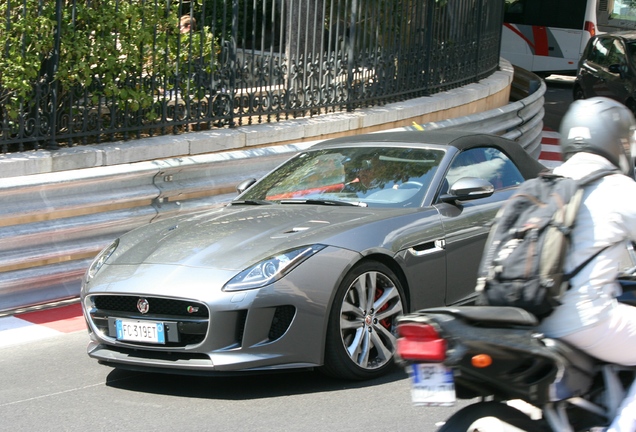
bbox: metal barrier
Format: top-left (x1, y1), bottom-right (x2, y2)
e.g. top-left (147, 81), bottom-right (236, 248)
top-left (0, 70), bottom-right (546, 314)
top-left (409, 65), bottom-right (546, 159)
top-left (0, 146), bottom-right (306, 313)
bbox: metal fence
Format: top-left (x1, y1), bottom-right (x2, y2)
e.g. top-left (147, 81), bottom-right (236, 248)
top-left (1, 0), bottom-right (504, 153)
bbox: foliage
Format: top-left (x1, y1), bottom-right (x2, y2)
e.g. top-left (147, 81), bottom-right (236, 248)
top-left (610, 0), bottom-right (636, 19)
top-left (625, 0), bottom-right (636, 8)
top-left (0, 1), bottom-right (56, 112)
top-left (0, 0), bottom-right (218, 120)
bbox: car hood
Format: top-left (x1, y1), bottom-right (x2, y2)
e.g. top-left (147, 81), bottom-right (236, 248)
top-left (110, 204), bottom-right (431, 271)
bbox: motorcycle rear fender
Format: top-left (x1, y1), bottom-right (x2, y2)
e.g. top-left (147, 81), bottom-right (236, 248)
top-left (399, 307), bottom-right (595, 404)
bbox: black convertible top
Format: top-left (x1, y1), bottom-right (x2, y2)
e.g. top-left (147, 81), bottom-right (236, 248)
top-left (311, 130), bottom-right (547, 179)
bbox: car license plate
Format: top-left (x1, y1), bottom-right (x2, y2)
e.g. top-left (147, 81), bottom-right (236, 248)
top-left (408, 363), bottom-right (455, 406)
top-left (115, 319), bottom-right (166, 344)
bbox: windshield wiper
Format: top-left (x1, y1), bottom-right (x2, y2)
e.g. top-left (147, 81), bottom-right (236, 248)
top-left (280, 198), bottom-right (367, 207)
top-left (230, 199), bottom-right (273, 206)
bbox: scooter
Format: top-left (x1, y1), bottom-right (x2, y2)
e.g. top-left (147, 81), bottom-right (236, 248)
top-left (395, 275), bottom-right (636, 431)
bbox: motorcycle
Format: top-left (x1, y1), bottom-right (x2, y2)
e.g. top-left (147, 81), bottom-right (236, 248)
top-left (395, 274), bottom-right (636, 431)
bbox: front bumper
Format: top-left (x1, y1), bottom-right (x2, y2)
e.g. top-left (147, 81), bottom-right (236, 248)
top-left (82, 246), bottom-right (359, 374)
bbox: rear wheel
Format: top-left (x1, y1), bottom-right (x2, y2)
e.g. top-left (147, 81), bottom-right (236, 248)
top-left (437, 402), bottom-right (545, 432)
top-left (322, 260), bottom-right (406, 380)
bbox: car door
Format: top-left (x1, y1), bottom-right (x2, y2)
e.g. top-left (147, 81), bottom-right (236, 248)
top-left (579, 36), bottom-right (616, 99)
top-left (435, 147), bottom-right (525, 306)
top-left (605, 38), bottom-right (632, 105)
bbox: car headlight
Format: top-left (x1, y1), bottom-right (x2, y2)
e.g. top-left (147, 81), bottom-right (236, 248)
top-left (223, 244), bottom-right (326, 292)
top-left (85, 239), bottom-right (119, 282)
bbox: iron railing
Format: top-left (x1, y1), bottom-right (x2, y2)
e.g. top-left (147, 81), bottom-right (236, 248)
top-left (1, 0), bottom-right (504, 153)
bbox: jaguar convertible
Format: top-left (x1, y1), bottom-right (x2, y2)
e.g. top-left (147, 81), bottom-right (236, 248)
top-left (80, 130), bottom-right (545, 380)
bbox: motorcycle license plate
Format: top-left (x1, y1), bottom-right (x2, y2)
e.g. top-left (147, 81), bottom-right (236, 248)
top-left (408, 363), bottom-right (455, 406)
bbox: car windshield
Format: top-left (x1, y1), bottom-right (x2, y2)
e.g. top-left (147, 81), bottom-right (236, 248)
top-left (237, 146), bottom-right (445, 208)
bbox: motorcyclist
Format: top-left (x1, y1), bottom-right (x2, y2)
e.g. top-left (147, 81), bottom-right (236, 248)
top-left (537, 97), bottom-right (636, 432)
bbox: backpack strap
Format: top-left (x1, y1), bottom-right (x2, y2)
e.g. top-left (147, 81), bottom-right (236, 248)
top-left (542, 168), bottom-right (621, 234)
top-left (576, 168), bottom-right (621, 187)
top-left (563, 168), bottom-right (619, 283)
top-left (565, 245), bottom-right (611, 281)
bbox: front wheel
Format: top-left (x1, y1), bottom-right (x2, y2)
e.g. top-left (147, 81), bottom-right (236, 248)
top-left (438, 402), bottom-right (545, 432)
top-left (322, 260), bottom-right (406, 380)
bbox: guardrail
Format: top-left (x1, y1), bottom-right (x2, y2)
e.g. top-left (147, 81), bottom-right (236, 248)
top-left (0, 68), bottom-right (546, 314)
top-left (409, 65), bottom-right (545, 159)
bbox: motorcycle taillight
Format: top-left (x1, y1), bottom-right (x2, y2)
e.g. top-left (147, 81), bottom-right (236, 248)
top-left (396, 322), bottom-right (446, 362)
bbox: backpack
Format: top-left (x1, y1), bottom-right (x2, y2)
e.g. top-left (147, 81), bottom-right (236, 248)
top-left (475, 168), bottom-right (618, 318)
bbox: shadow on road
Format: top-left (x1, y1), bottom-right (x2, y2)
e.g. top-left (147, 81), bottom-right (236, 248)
top-left (104, 365), bottom-right (409, 400)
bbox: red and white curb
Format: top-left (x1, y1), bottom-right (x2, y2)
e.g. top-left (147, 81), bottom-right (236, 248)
top-left (539, 129), bottom-right (562, 169)
top-left (0, 131), bottom-right (562, 348)
top-left (0, 303), bottom-right (86, 348)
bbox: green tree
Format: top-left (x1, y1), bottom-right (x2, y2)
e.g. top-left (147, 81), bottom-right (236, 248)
top-left (0, 1), bottom-right (56, 116)
top-left (0, 0), bottom-right (218, 121)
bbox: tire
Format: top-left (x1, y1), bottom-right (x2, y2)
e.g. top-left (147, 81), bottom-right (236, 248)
top-left (437, 402), bottom-right (545, 432)
top-left (321, 260), bottom-right (406, 380)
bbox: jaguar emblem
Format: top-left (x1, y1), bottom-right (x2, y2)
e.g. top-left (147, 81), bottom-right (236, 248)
top-left (137, 298), bottom-right (150, 314)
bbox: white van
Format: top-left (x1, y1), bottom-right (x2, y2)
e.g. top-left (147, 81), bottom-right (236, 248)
top-left (501, 0), bottom-right (598, 75)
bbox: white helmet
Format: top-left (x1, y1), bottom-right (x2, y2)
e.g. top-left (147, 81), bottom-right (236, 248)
top-left (559, 97), bottom-right (636, 177)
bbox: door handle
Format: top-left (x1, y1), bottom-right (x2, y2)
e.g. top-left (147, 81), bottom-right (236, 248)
top-left (408, 239), bottom-right (446, 256)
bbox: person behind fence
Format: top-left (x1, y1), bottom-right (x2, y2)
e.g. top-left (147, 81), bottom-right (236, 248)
top-left (179, 15), bottom-right (196, 34)
top-left (537, 97), bottom-right (636, 432)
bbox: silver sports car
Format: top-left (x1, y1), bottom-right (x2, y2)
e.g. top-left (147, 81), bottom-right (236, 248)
top-left (80, 131), bottom-right (545, 380)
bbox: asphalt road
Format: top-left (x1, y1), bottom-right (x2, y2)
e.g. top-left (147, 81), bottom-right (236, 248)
top-left (0, 331), bottom-right (472, 431)
top-left (542, 74), bottom-right (576, 131)
top-left (0, 78), bottom-right (575, 432)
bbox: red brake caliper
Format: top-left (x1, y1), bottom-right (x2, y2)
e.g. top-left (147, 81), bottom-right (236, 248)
top-left (375, 285), bottom-right (391, 329)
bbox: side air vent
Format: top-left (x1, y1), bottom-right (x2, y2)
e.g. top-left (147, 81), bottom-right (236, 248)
top-left (268, 305), bottom-right (296, 341)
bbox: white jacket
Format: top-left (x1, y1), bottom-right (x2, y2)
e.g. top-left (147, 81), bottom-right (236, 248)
top-left (538, 152), bottom-right (636, 338)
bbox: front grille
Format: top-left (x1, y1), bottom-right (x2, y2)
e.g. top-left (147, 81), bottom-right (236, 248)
top-left (89, 295), bottom-right (209, 348)
top-left (93, 295), bottom-right (209, 318)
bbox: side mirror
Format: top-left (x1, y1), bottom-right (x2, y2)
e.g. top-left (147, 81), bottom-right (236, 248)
top-left (440, 177), bottom-right (494, 203)
top-left (236, 178), bottom-right (257, 194)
